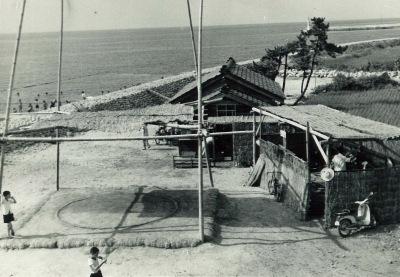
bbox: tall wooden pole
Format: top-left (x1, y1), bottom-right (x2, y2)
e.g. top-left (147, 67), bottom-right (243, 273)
top-left (0, 0), bottom-right (27, 195)
top-left (186, 0), bottom-right (198, 73)
top-left (187, 0), bottom-right (214, 191)
top-left (252, 112), bottom-right (256, 165)
top-left (56, 0), bottom-right (64, 191)
top-left (306, 122), bottom-right (311, 182)
top-left (203, 137), bottom-right (214, 188)
top-left (197, 0), bottom-right (204, 242)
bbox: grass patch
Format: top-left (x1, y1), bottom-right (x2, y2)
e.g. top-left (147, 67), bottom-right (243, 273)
top-left (319, 39), bottom-right (400, 71)
top-left (312, 73), bottom-right (400, 94)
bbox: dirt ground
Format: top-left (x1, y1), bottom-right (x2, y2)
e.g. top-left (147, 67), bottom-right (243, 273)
top-left (0, 130), bottom-right (399, 276)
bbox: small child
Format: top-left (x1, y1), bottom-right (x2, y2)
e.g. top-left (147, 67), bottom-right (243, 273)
top-left (88, 247), bottom-right (107, 277)
top-left (1, 191), bottom-right (16, 238)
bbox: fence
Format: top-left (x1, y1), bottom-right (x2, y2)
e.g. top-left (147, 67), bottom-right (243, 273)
top-left (325, 167), bottom-right (400, 227)
top-left (259, 139), bottom-right (310, 220)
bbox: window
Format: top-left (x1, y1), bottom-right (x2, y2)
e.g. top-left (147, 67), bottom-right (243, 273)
top-left (216, 104), bottom-right (236, 116)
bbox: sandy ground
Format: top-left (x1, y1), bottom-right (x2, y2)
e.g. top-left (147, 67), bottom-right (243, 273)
top-left (0, 130), bottom-right (399, 276)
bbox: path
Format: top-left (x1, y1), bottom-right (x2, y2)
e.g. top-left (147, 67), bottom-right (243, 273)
top-left (0, 130), bottom-right (399, 276)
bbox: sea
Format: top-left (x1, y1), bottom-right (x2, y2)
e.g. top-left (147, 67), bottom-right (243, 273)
top-left (1, 18), bottom-right (400, 112)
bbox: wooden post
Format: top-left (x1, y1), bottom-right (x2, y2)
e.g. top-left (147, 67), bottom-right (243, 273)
top-left (186, 0), bottom-right (198, 74)
top-left (306, 122), bottom-right (311, 182)
top-left (203, 137), bottom-right (214, 188)
top-left (56, 0), bottom-right (64, 191)
top-left (196, 0), bottom-right (204, 242)
top-left (0, 0), bottom-right (27, 195)
top-left (252, 112), bottom-right (256, 165)
top-left (232, 123), bottom-right (235, 165)
top-left (326, 142), bottom-right (330, 167)
top-left (259, 113), bottom-right (262, 140)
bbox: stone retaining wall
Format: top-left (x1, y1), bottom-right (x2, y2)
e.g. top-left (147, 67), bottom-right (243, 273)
top-left (280, 68), bottom-right (400, 79)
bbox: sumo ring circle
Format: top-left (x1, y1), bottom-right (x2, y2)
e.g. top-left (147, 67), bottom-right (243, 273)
top-left (56, 192), bottom-right (179, 230)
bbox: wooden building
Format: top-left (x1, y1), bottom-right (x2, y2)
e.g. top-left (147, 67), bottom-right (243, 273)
top-left (250, 105), bottom-right (400, 226)
top-left (169, 57), bottom-right (285, 118)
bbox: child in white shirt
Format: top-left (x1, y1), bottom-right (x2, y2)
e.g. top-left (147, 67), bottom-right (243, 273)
top-left (88, 247), bottom-right (107, 277)
top-left (1, 191), bottom-right (16, 238)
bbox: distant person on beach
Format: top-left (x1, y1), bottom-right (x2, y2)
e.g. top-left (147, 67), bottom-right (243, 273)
top-left (88, 247), bottom-right (107, 277)
top-left (50, 100), bottom-right (56, 108)
top-left (81, 91), bottom-right (87, 100)
top-left (35, 98), bottom-right (39, 109)
top-left (1, 191), bottom-right (17, 239)
top-left (18, 99), bottom-right (23, 112)
top-left (27, 103), bottom-right (34, 112)
top-left (43, 100), bottom-right (48, 110)
top-left (101, 91), bottom-right (104, 95)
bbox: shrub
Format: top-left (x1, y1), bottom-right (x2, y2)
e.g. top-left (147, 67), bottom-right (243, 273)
top-left (312, 73), bottom-right (400, 94)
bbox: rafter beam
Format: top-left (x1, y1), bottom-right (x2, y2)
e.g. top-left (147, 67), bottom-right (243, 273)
top-left (312, 133), bottom-right (329, 165)
top-left (252, 107), bottom-right (330, 140)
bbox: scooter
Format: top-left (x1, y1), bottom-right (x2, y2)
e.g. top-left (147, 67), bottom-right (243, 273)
top-left (334, 192), bottom-right (377, 237)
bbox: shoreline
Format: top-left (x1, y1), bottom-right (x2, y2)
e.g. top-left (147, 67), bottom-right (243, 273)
top-left (5, 36), bottom-right (400, 115)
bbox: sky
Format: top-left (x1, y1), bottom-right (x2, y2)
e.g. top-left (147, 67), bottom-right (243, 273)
top-left (0, 0), bottom-right (400, 34)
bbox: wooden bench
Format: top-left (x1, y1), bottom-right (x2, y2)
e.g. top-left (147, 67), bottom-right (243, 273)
top-left (173, 156), bottom-right (215, 168)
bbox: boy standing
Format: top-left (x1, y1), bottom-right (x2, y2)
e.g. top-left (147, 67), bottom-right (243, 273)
top-left (1, 191), bottom-right (16, 238)
top-left (88, 247), bottom-right (107, 277)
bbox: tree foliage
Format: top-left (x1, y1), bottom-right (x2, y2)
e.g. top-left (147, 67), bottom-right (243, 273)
top-left (292, 17), bottom-right (347, 105)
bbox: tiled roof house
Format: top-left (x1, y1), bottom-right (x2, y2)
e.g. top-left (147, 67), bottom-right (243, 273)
top-left (169, 57), bottom-right (285, 117)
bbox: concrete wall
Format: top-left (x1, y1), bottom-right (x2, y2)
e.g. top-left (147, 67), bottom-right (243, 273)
top-left (259, 139), bottom-right (310, 220)
top-left (325, 167), bottom-right (400, 227)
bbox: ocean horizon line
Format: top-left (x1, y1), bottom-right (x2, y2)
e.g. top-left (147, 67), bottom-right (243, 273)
top-left (1, 17), bottom-right (400, 36)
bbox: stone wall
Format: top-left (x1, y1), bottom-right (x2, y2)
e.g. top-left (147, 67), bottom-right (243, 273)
top-left (259, 139), bottom-right (310, 220)
top-left (232, 122), bottom-right (253, 167)
top-left (325, 167), bottom-right (400, 227)
top-left (88, 90), bottom-right (167, 112)
top-left (232, 122), bottom-right (277, 167)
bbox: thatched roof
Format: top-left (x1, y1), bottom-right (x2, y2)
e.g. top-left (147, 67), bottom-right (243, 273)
top-left (259, 105), bottom-right (400, 140)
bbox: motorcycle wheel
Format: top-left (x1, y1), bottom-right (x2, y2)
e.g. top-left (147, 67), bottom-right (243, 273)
top-left (338, 219), bottom-right (352, 238)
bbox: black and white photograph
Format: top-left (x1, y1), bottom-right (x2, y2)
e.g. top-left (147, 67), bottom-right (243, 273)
top-left (1, 0), bottom-right (400, 276)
